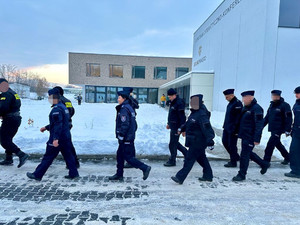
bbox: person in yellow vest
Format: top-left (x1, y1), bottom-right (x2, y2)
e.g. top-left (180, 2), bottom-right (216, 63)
top-left (0, 78), bottom-right (29, 167)
top-left (160, 94), bottom-right (166, 108)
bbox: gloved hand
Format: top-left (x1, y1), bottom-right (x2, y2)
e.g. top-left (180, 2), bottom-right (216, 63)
top-left (207, 145), bottom-right (214, 151)
top-left (207, 140), bottom-right (214, 150)
top-left (118, 135), bottom-right (125, 143)
top-left (177, 128), bottom-right (181, 135)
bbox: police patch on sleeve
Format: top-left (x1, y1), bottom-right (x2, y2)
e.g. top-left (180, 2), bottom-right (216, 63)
top-left (121, 115), bottom-right (126, 122)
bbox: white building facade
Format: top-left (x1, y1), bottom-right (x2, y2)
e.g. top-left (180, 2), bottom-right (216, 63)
top-left (192, 0), bottom-right (300, 111)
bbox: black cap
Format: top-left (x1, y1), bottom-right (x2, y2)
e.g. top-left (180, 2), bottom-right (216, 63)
top-left (294, 86), bottom-right (300, 94)
top-left (0, 78), bottom-right (8, 84)
top-left (271, 90), bottom-right (282, 96)
top-left (54, 86), bottom-right (64, 95)
top-left (191, 94), bottom-right (203, 102)
top-left (123, 87), bottom-right (133, 93)
top-left (48, 88), bottom-right (61, 99)
top-left (241, 90), bottom-right (255, 97)
top-left (223, 89), bottom-right (234, 95)
top-left (117, 90), bottom-right (130, 98)
top-left (167, 88), bottom-right (177, 96)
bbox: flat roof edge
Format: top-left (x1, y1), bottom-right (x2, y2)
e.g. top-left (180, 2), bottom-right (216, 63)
top-left (193, 0), bottom-right (226, 35)
top-left (68, 52), bottom-right (192, 60)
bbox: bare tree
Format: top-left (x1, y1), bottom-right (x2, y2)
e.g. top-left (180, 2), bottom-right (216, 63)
top-left (35, 77), bottom-right (48, 97)
top-left (0, 64), bottom-right (17, 82)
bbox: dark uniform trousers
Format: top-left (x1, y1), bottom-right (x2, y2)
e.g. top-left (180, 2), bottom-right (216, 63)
top-left (239, 139), bottom-right (267, 178)
top-left (116, 141), bottom-right (148, 177)
top-left (290, 135), bottom-right (300, 175)
top-left (169, 129), bottom-right (188, 163)
top-left (222, 130), bottom-right (240, 162)
top-left (0, 116), bottom-right (22, 156)
top-left (176, 142), bottom-right (213, 182)
top-left (264, 133), bottom-right (289, 162)
top-left (33, 140), bottom-right (79, 179)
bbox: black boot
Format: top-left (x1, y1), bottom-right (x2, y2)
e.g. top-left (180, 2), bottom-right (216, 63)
top-left (260, 162), bottom-right (271, 175)
top-left (109, 174), bottom-right (124, 181)
top-left (65, 175), bottom-right (80, 180)
top-left (0, 155), bottom-right (13, 166)
top-left (224, 161), bottom-right (237, 168)
top-left (143, 166), bottom-right (151, 180)
top-left (171, 176), bottom-right (183, 184)
top-left (164, 161), bottom-right (176, 167)
top-left (284, 172), bottom-right (300, 179)
top-left (232, 173), bottom-right (245, 182)
top-left (198, 177), bottom-right (213, 182)
top-left (17, 151), bottom-right (29, 168)
top-left (26, 172), bottom-right (41, 181)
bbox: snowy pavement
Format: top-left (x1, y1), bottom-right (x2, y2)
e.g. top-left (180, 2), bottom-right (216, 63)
top-left (0, 159), bottom-right (299, 225)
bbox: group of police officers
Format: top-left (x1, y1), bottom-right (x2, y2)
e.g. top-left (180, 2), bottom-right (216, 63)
top-left (0, 77), bottom-right (300, 183)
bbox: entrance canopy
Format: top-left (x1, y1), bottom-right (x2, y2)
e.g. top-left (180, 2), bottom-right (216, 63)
top-left (159, 71), bottom-right (214, 111)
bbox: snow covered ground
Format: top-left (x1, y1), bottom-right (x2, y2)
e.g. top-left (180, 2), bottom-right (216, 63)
top-left (0, 159), bottom-right (299, 224)
top-left (3, 96), bottom-right (292, 160)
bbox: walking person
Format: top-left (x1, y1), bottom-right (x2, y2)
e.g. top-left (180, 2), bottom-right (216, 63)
top-left (122, 87), bottom-right (139, 169)
top-left (0, 78), bottom-right (29, 167)
top-left (109, 90), bottom-right (151, 181)
top-left (27, 88), bottom-right (79, 181)
top-left (232, 91), bottom-right (270, 182)
top-left (164, 88), bottom-right (188, 167)
top-left (222, 89), bottom-right (242, 167)
top-left (263, 90), bottom-right (292, 166)
top-left (285, 86), bottom-right (300, 179)
top-left (171, 94), bottom-right (215, 184)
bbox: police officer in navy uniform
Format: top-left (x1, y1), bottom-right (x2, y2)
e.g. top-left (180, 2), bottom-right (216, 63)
top-left (0, 78), bottom-right (29, 167)
top-left (122, 87), bottom-right (139, 169)
top-left (263, 90), bottom-right (292, 165)
top-left (164, 88), bottom-right (188, 167)
top-left (109, 90), bottom-right (151, 181)
top-left (27, 88), bottom-right (79, 181)
top-left (233, 91), bottom-right (270, 181)
top-left (54, 86), bottom-right (80, 168)
top-left (285, 86), bottom-right (300, 179)
top-left (222, 89), bottom-right (242, 167)
top-left (171, 94), bottom-right (215, 184)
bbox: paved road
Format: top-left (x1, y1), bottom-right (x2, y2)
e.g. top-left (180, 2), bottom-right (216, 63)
top-left (0, 159), bottom-right (299, 225)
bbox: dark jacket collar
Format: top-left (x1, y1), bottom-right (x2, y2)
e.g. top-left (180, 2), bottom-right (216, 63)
top-left (229, 96), bottom-right (237, 103)
top-left (271, 97), bottom-right (284, 106)
top-left (116, 99), bottom-right (130, 111)
top-left (170, 95), bottom-right (179, 105)
top-left (245, 98), bottom-right (257, 109)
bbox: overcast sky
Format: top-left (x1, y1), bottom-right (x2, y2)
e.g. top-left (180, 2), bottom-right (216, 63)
top-left (0, 0), bottom-right (223, 83)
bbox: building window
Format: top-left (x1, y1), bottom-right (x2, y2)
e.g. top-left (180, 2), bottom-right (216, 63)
top-left (175, 67), bottom-right (189, 78)
top-left (279, 0), bottom-right (300, 28)
top-left (107, 87), bottom-right (117, 103)
top-left (95, 87), bottom-right (106, 103)
top-left (85, 86), bottom-right (96, 103)
top-left (132, 66), bottom-right (145, 79)
top-left (148, 88), bottom-right (158, 104)
top-left (109, 65), bottom-right (123, 78)
top-left (86, 64), bottom-right (100, 77)
top-left (154, 67), bottom-right (167, 80)
top-left (137, 88), bottom-right (148, 103)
